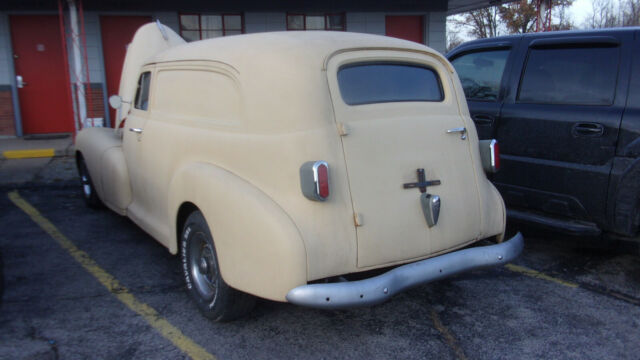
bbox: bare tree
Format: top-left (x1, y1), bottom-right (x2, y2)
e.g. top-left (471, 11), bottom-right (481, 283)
top-left (583, 0), bottom-right (640, 28)
top-left (552, 0), bottom-right (575, 30)
top-left (446, 25), bottom-right (465, 52)
top-left (452, 5), bottom-right (503, 39)
top-left (500, 0), bottom-right (574, 33)
top-left (622, 0), bottom-right (640, 26)
top-left (587, 0), bottom-right (620, 28)
top-left (500, 0), bottom-right (538, 34)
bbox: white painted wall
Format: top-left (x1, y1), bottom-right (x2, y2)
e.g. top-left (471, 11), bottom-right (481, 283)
top-left (427, 12), bottom-right (447, 53)
top-left (245, 13), bottom-right (287, 33)
top-left (346, 12), bottom-right (386, 35)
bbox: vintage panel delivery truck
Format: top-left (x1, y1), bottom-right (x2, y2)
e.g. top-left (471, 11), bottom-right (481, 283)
top-left (76, 22), bottom-right (523, 321)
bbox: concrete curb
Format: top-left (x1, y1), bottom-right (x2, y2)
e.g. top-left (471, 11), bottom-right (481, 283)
top-left (1, 146), bottom-right (75, 160)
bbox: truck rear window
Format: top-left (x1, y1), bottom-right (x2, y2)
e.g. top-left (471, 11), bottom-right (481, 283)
top-left (337, 63), bottom-right (443, 105)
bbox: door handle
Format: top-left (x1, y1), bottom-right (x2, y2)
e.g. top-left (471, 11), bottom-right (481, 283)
top-left (573, 123), bottom-right (603, 137)
top-left (129, 128), bottom-right (143, 134)
top-left (16, 75), bottom-right (27, 88)
top-left (472, 114), bottom-right (494, 126)
top-left (446, 127), bottom-right (467, 140)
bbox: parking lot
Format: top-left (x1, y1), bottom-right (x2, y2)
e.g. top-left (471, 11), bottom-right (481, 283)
top-left (1, 176), bottom-right (639, 359)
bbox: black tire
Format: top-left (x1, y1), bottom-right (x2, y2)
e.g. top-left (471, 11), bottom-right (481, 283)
top-left (77, 156), bottom-right (102, 208)
top-left (181, 210), bottom-right (255, 321)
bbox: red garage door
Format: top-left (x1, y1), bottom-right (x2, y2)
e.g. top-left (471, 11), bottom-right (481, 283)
top-left (10, 15), bottom-right (74, 134)
top-left (385, 16), bottom-right (424, 44)
top-left (100, 16), bottom-right (151, 127)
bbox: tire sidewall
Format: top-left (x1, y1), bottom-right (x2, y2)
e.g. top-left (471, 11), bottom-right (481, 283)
top-left (78, 158), bottom-right (101, 207)
top-left (181, 211), bottom-right (225, 319)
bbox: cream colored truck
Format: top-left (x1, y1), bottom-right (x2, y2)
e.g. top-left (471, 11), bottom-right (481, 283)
top-left (75, 22), bottom-right (523, 321)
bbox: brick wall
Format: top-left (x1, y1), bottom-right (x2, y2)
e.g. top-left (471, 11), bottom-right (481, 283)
top-left (0, 87), bottom-right (15, 136)
top-left (71, 83), bottom-right (106, 127)
top-left (87, 84), bottom-right (105, 119)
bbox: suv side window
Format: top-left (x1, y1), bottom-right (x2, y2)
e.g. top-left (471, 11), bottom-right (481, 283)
top-left (451, 49), bottom-right (510, 101)
top-left (134, 71), bottom-right (151, 110)
top-left (518, 46), bottom-right (619, 105)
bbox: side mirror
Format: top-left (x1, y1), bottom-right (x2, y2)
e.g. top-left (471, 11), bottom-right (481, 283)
top-left (109, 95), bottom-right (123, 109)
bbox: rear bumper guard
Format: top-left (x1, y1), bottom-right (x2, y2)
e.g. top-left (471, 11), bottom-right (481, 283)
top-left (286, 232), bottom-right (524, 309)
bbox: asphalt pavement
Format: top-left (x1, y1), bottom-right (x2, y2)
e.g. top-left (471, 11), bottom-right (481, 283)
top-left (0, 158), bottom-right (639, 360)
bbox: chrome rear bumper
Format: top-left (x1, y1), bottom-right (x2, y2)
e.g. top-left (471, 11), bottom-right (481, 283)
top-left (286, 232), bottom-right (524, 309)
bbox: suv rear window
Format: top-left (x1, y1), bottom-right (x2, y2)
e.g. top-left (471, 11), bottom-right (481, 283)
top-left (518, 46), bottom-right (619, 105)
top-left (337, 63), bottom-right (443, 105)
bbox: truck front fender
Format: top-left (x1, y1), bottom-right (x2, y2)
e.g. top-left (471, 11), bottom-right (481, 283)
top-left (76, 128), bottom-right (131, 214)
top-left (168, 162), bottom-right (307, 301)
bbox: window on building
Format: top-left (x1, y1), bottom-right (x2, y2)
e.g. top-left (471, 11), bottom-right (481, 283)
top-left (337, 63), bottom-right (443, 105)
top-left (179, 14), bottom-right (244, 42)
top-left (286, 13), bottom-right (345, 31)
top-left (518, 46), bottom-right (619, 105)
top-left (450, 49), bottom-right (510, 101)
top-left (134, 71), bottom-right (151, 111)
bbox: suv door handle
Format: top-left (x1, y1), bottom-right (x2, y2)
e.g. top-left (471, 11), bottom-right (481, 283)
top-left (472, 114), bottom-right (494, 126)
top-left (573, 123), bottom-right (603, 137)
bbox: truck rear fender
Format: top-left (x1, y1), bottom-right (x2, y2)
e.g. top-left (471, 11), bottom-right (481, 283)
top-left (168, 162), bottom-right (307, 302)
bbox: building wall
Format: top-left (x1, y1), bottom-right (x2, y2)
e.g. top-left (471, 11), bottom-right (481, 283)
top-left (0, 13), bottom-right (17, 136)
top-left (0, 9), bottom-right (447, 136)
top-left (245, 13), bottom-right (287, 32)
top-left (346, 12), bottom-right (386, 35)
top-left (427, 12), bottom-right (447, 54)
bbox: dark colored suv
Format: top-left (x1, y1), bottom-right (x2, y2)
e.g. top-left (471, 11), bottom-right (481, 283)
top-left (447, 28), bottom-right (640, 239)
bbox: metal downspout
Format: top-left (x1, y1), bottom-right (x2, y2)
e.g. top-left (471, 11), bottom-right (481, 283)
top-left (68, 0), bottom-right (85, 134)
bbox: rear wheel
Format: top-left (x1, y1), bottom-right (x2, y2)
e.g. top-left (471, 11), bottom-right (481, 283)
top-left (181, 210), bottom-right (255, 321)
top-left (77, 156), bottom-right (102, 208)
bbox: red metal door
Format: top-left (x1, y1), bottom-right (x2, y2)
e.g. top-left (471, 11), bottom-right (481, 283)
top-left (100, 16), bottom-right (151, 127)
top-left (385, 16), bottom-right (424, 44)
top-left (10, 15), bottom-right (74, 134)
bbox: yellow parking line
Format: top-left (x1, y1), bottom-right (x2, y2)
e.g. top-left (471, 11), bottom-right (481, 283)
top-left (430, 309), bottom-right (467, 360)
top-left (3, 149), bottom-right (55, 159)
top-left (505, 264), bottom-right (579, 288)
top-left (8, 191), bottom-right (215, 360)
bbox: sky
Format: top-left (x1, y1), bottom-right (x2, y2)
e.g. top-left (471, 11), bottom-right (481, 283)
top-left (568, 0), bottom-right (593, 25)
top-left (448, 0), bottom-right (617, 41)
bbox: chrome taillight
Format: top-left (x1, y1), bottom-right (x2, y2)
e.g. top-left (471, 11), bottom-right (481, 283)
top-left (300, 161), bottom-right (330, 201)
top-left (479, 139), bottom-right (500, 173)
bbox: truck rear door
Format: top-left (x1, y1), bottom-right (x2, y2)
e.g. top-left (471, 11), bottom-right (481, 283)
top-left (326, 50), bottom-right (482, 268)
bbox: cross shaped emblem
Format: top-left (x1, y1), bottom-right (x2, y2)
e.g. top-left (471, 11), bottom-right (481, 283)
top-left (403, 168), bottom-right (442, 228)
top-left (403, 168), bottom-right (441, 193)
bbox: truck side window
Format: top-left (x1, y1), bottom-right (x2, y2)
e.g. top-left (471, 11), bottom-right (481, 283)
top-left (450, 50), bottom-right (509, 101)
top-left (134, 71), bottom-right (151, 110)
top-left (518, 46), bottom-right (619, 105)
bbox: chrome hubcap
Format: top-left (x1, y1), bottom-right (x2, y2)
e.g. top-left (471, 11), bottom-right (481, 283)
top-left (199, 257), bottom-right (209, 274)
top-left (188, 232), bottom-right (218, 300)
top-left (81, 175), bottom-right (91, 196)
